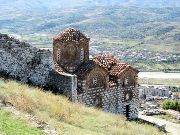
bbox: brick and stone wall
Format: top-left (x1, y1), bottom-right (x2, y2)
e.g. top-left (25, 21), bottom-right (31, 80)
top-left (48, 71), bottom-right (77, 100)
top-left (77, 85), bottom-right (139, 118)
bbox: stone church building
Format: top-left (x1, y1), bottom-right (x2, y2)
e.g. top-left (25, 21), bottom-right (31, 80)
top-left (52, 28), bottom-right (139, 119)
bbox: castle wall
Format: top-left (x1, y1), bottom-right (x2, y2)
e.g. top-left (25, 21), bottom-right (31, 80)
top-left (48, 71), bottom-right (77, 100)
top-left (0, 34), bottom-right (55, 86)
top-left (77, 86), bottom-right (139, 119)
top-left (0, 34), bottom-right (76, 94)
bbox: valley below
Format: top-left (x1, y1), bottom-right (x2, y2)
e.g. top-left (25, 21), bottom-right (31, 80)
top-left (138, 72), bottom-right (180, 86)
top-left (0, 3), bottom-right (180, 72)
top-left (139, 72), bottom-right (180, 79)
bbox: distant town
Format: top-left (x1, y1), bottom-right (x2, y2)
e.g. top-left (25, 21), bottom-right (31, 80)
top-left (90, 46), bottom-right (180, 64)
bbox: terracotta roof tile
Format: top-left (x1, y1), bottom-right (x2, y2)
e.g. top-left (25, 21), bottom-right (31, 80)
top-left (92, 54), bottom-right (138, 77)
top-left (93, 54), bottom-right (119, 70)
top-left (53, 28), bottom-right (89, 43)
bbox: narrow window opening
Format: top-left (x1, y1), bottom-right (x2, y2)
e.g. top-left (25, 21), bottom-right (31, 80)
top-left (80, 48), bottom-right (84, 62)
top-left (93, 78), bottom-right (97, 86)
top-left (57, 49), bottom-right (61, 62)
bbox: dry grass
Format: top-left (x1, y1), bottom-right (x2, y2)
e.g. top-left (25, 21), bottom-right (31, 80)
top-left (0, 78), bottom-right (165, 135)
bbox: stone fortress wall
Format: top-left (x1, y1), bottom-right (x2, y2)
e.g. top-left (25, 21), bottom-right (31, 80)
top-left (48, 71), bottom-right (77, 100)
top-left (0, 34), bottom-right (75, 95)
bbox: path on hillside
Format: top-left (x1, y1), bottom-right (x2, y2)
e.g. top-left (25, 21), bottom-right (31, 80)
top-left (139, 113), bottom-right (180, 135)
top-left (0, 101), bottom-right (58, 135)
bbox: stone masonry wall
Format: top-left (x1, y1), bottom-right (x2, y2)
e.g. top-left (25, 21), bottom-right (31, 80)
top-left (0, 34), bottom-right (76, 95)
top-left (48, 71), bottom-right (77, 100)
top-left (0, 34), bottom-right (53, 86)
top-left (77, 86), bottom-right (139, 119)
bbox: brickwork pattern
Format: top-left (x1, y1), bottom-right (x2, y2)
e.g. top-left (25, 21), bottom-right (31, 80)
top-left (77, 86), bottom-right (139, 118)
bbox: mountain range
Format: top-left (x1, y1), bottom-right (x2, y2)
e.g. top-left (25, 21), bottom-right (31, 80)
top-left (0, 0), bottom-right (180, 71)
top-left (0, 0), bottom-right (180, 12)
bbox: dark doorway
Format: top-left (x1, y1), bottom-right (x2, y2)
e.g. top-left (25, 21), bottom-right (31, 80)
top-left (94, 95), bottom-right (102, 108)
top-left (126, 105), bottom-right (130, 118)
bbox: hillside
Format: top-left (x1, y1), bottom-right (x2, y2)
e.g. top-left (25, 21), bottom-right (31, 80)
top-left (0, 77), bottom-right (165, 135)
top-left (0, 0), bottom-right (180, 10)
top-left (0, 3), bottom-right (180, 71)
top-left (0, 109), bottom-right (44, 135)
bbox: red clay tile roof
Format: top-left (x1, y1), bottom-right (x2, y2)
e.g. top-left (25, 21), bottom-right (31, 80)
top-left (75, 60), bottom-right (108, 80)
top-left (92, 54), bottom-right (120, 70)
top-left (92, 54), bottom-right (138, 77)
top-left (175, 94), bottom-right (180, 98)
top-left (53, 28), bottom-right (89, 42)
top-left (110, 63), bottom-right (130, 76)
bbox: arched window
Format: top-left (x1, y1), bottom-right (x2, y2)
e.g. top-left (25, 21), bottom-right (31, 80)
top-left (93, 78), bottom-right (97, 85)
top-left (122, 73), bottom-right (135, 87)
top-left (88, 72), bottom-right (106, 89)
top-left (57, 49), bottom-right (61, 62)
top-left (125, 78), bottom-right (128, 85)
top-left (122, 78), bottom-right (129, 87)
top-left (80, 48), bottom-right (84, 62)
top-left (122, 81), bottom-right (125, 87)
top-left (94, 95), bottom-right (102, 108)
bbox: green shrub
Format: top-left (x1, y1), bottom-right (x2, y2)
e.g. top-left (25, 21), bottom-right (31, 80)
top-left (161, 100), bottom-right (180, 112)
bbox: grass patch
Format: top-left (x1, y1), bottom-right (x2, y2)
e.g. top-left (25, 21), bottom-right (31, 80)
top-left (0, 109), bottom-right (44, 135)
top-left (0, 78), bottom-right (165, 135)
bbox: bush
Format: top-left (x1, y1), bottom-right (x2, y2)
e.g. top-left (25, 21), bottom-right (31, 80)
top-left (161, 100), bottom-right (180, 112)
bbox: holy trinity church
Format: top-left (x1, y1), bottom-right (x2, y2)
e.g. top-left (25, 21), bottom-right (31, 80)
top-left (52, 28), bottom-right (139, 119)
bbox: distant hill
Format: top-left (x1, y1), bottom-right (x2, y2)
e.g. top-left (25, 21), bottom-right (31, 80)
top-left (0, 0), bottom-right (87, 13)
top-left (91, 0), bottom-right (180, 7)
top-left (0, 0), bottom-right (180, 12)
top-left (0, 1), bottom-right (180, 71)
